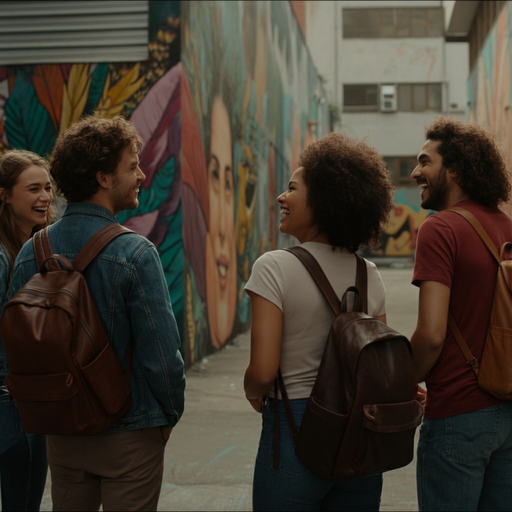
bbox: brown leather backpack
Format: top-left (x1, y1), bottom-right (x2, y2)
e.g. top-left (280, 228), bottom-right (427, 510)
top-left (447, 207), bottom-right (512, 400)
top-left (273, 247), bottom-right (423, 480)
top-left (0, 224), bottom-right (134, 435)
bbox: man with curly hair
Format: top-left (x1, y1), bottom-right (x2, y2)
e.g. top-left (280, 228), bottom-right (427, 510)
top-left (9, 116), bottom-right (186, 511)
top-left (410, 117), bottom-right (512, 511)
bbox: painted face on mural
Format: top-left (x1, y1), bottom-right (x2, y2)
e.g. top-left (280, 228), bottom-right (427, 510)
top-left (277, 167), bottom-right (316, 243)
top-left (206, 96), bottom-right (237, 349)
top-left (412, 139), bottom-right (450, 212)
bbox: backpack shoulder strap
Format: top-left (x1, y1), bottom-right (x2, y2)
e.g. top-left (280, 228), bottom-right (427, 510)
top-left (33, 228), bottom-right (60, 272)
top-left (355, 253), bottom-right (368, 314)
top-left (285, 246), bottom-right (341, 316)
top-left (447, 207), bottom-right (500, 264)
top-left (73, 224), bottom-right (134, 273)
top-left (448, 312), bottom-right (480, 376)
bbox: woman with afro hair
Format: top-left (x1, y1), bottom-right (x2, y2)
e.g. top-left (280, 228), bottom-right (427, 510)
top-left (244, 132), bottom-right (394, 511)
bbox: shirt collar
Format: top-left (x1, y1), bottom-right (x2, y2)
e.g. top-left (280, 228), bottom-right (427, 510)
top-left (62, 202), bottom-right (119, 224)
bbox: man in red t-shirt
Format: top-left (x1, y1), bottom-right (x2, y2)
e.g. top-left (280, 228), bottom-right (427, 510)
top-left (411, 118), bottom-right (512, 511)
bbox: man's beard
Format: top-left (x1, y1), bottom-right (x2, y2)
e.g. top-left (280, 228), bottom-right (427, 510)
top-left (423, 166), bottom-right (449, 211)
top-left (111, 174), bottom-right (136, 214)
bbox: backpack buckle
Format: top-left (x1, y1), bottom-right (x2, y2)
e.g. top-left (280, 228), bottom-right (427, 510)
top-left (468, 358), bottom-right (480, 376)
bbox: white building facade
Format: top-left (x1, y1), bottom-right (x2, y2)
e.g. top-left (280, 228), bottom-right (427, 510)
top-left (305, 0), bottom-right (468, 256)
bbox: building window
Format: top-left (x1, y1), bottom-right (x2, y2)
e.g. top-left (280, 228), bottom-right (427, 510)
top-left (343, 8), bottom-right (443, 38)
top-left (344, 83), bottom-right (442, 113)
top-left (398, 84), bottom-right (442, 112)
top-left (343, 84), bottom-right (379, 112)
top-left (384, 157), bottom-right (417, 187)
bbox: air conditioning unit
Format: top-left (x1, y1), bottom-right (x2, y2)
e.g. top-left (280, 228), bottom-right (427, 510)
top-left (380, 84), bottom-right (397, 112)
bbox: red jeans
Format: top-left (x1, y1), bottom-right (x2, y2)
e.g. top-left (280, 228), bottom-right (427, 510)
top-left (47, 427), bottom-right (169, 511)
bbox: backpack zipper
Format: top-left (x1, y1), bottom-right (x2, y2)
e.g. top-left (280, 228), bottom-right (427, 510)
top-left (17, 288), bottom-right (99, 356)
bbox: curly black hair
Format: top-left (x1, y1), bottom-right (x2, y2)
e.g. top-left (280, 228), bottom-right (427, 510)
top-left (299, 133), bottom-right (394, 252)
top-left (51, 115), bottom-right (142, 203)
top-left (425, 117), bottom-right (511, 208)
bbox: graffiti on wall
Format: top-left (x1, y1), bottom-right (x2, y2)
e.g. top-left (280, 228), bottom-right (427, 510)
top-left (181, 1), bottom-right (329, 365)
top-left (0, 1), bottom-right (185, 336)
top-left (361, 189), bottom-right (429, 258)
top-left (468, 2), bottom-right (512, 214)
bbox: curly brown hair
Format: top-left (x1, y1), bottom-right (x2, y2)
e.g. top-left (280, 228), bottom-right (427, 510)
top-left (299, 133), bottom-right (394, 252)
top-left (425, 117), bottom-right (511, 208)
top-left (51, 116), bottom-right (143, 203)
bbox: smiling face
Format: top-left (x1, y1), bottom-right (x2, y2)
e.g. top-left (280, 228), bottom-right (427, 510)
top-left (4, 165), bottom-right (52, 239)
top-left (110, 146), bottom-right (145, 216)
top-left (206, 96), bottom-right (237, 348)
top-left (277, 167), bottom-right (317, 243)
top-left (411, 139), bottom-right (451, 211)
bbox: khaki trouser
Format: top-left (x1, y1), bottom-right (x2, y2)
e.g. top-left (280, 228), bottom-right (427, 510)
top-left (47, 427), bottom-right (168, 511)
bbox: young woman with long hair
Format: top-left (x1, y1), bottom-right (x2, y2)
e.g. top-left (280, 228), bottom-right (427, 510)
top-left (0, 149), bottom-right (52, 511)
top-left (244, 133), bottom-right (394, 511)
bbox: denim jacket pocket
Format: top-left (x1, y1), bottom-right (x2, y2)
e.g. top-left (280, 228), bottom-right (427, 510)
top-left (445, 406), bottom-right (501, 464)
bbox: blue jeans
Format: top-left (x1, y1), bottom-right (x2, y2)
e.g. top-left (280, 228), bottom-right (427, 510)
top-left (0, 389), bottom-right (48, 511)
top-left (253, 398), bottom-right (383, 511)
top-left (417, 402), bottom-right (512, 511)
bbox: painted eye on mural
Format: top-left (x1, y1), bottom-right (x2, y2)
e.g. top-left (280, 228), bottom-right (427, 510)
top-left (245, 178), bottom-right (256, 208)
top-left (225, 172), bottom-right (232, 194)
top-left (208, 157), bottom-right (220, 190)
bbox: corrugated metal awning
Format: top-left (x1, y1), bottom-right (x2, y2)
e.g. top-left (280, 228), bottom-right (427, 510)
top-left (0, 0), bottom-right (148, 65)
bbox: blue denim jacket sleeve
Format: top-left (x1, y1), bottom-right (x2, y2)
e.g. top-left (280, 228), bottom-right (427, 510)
top-left (0, 249), bottom-right (9, 315)
top-left (0, 247), bottom-right (11, 378)
top-left (128, 243), bottom-right (185, 427)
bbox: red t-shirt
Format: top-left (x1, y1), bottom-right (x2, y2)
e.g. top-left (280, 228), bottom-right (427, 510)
top-left (413, 200), bottom-right (512, 419)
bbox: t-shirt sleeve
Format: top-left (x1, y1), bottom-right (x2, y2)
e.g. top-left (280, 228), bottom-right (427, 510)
top-left (412, 215), bottom-right (456, 288)
top-left (245, 252), bottom-right (285, 311)
top-left (367, 261), bottom-right (386, 317)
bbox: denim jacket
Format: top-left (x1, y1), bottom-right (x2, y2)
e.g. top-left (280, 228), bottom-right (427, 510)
top-left (8, 203), bottom-right (185, 431)
top-left (0, 242), bottom-right (11, 381)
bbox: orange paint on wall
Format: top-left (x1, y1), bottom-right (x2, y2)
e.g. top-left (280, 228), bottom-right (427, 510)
top-left (290, 1), bottom-right (306, 39)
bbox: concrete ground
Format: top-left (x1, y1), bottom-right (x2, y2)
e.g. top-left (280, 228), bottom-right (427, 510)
top-left (39, 267), bottom-right (419, 511)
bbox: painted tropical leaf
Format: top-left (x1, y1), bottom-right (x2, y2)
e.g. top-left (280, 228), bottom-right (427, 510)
top-left (130, 62), bottom-right (182, 186)
top-left (4, 69), bottom-right (56, 155)
top-left (158, 207), bottom-right (184, 314)
top-left (97, 63), bottom-right (145, 118)
top-left (32, 65), bottom-right (64, 131)
top-left (117, 155), bottom-right (176, 225)
top-left (59, 64), bottom-right (92, 134)
top-left (83, 63), bottom-right (109, 116)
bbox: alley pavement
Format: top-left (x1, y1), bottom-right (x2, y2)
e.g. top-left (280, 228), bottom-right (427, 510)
top-left (39, 267), bottom-right (419, 511)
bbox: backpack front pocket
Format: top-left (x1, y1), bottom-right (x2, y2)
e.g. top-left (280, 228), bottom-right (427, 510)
top-left (296, 396), bottom-right (348, 479)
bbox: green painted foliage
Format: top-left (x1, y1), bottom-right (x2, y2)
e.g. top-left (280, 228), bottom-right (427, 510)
top-left (117, 156), bottom-right (176, 225)
top-left (4, 69), bottom-right (56, 156)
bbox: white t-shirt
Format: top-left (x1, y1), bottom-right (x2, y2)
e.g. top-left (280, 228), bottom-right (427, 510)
top-left (245, 242), bottom-right (386, 399)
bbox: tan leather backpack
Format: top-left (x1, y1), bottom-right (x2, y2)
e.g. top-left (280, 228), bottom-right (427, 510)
top-left (447, 207), bottom-right (512, 400)
top-left (0, 224), bottom-right (134, 435)
top-left (273, 247), bottom-right (423, 481)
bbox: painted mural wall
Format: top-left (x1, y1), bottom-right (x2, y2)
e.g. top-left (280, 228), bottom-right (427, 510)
top-left (181, 1), bottom-right (329, 365)
top-left (361, 188), bottom-right (429, 258)
top-left (0, 0), bottom-right (329, 366)
top-left (467, 2), bottom-right (512, 214)
top-left (0, 1), bottom-right (185, 337)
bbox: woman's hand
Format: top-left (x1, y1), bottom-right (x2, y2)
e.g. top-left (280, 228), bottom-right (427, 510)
top-left (415, 384), bottom-right (427, 408)
top-left (246, 396), bottom-right (264, 413)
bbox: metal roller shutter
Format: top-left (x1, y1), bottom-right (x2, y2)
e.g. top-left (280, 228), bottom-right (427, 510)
top-left (0, 0), bottom-right (148, 65)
